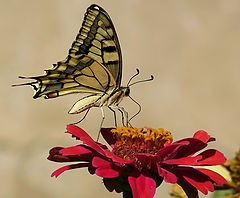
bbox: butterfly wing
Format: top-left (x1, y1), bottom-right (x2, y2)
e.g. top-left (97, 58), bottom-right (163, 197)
top-left (19, 55), bottom-right (116, 99)
top-left (68, 4), bottom-right (122, 88)
top-left (15, 4), bottom-right (122, 99)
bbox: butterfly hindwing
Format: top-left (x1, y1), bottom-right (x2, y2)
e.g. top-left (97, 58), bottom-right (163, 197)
top-left (22, 55), bottom-right (115, 99)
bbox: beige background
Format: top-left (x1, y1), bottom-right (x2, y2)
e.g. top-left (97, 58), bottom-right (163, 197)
top-left (2, 0), bottom-right (240, 197)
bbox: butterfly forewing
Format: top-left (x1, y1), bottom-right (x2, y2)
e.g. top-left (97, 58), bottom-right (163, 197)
top-left (68, 4), bottom-right (122, 88)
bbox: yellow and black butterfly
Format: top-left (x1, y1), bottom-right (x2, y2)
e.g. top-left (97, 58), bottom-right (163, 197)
top-left (13, 4), bottom-right (153, 126)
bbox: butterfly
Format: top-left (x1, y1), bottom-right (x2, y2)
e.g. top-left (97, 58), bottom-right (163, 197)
top-left (13, 4), bottom-right (153, 126)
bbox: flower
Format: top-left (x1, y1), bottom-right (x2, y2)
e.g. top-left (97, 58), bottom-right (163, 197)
top-left (48, 125), bottom-right (227, 198)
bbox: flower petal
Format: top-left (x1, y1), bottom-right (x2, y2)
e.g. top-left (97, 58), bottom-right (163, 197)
top-left (51, 163), bottom-right (90, 178)
top-left (105, 150), bottom-right (134, 164)
top-left (177, 177), bottom-right (199, 198)
top-left (193, 130), bottom-right (215, 143)
top-left (48, 146), bottom-right (95, 162)
top-left (183, 175), bottom-right (213, 194)
top-left (48, 147), bottom-right (67, 162)
top-left (163, 156), bottom-right (202, 165)
top-left (66, 125), bottom-right (105, 155)
top-left (135, 153), bottom-right (161, 168)
top-left (101, 128), bottom-right (116, 147)
top-left (157, 142), bottom-right (188, 158)
top-left (171, 138), bottom-right (207, 158)
top-left (49, 147), bottom-right (63, 155)
top-left (60, 145), bottom-right (92, 156)
top-left (157, 164), bottom-right (177, 183)
top-left (194, 149), bottom-right (226, 166)
top-left (174, 167), bottom-right (216, 195)
top-left (128, 170), bottom-right (156, 198)
top-left (196, 168), bottom-right (227, 186)
top-left (92, 157), bottom-right (123, 178)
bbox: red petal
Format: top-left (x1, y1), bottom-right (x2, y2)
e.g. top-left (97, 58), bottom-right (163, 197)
top-left (60, 145), bottom-right (92, 156)
top-left (128, 170), bottom-right (156, 198)
top-left (51, 165), bottom-right (70, 178)
top-left (66, 125), bottom-right (105, 155)
top-left (183, 175), bottom-right (213, 194)
top-left (49, 147), bottom-right (63, 155)
top-left (196, 168), bottom-right (227, 185)
top-left (92, 156), bottom-right (112, 167)
top-left (157, 142), bottom-right (188, 158)
top-left (48, 147), bottom-right (68, 162)
top-left (195, 149), bottom-right (226, 165)
top-left (170, 138), bottom-right (207, 158)
top-left (163, 156), bottom-right (202, 165)
top-left (193, 130), bottom-right (210, 143)
top-left (95, 165), bottom-right (121, 178)
top-left (177, 177), bottom-right (199, 198)
top-left (92, 157), bottom-right (123, 178)
top-left (157, 164), bottom-right (177, 183)
top-left (51, 163), bottom-right (90, 177)
top-left (174, 167), bottom-right (217, 195)
top-left (105, 150), bottom-right (134, 164)
top-left (101, 128), bottom-right (116, 147)
top-left (48, 146), bottom-right (96, 162)
top-left (134, 153), bottom-right (160, 168)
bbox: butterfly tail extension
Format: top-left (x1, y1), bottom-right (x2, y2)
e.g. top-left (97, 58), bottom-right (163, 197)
top-left (12, 80), bottom-right (38, 91)
top-left (68, 94), bottom-right (101, 114)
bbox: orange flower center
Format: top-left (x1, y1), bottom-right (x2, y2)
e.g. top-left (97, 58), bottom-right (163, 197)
top-left (111, 127), bottom-right (173, 160)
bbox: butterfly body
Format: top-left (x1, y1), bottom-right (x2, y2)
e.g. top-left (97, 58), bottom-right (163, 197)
top-left (68, 86), bottom-right (129, 114)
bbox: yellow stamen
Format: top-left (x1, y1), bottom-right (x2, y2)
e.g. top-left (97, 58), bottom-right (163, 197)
top-left (111, 126), bottom-right (173, 154)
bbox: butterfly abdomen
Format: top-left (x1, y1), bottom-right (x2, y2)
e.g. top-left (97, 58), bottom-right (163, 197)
top-left (68, 95), bottom-right (100, 114)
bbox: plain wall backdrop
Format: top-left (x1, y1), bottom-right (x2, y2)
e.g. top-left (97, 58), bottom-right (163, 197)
top-left (2, 0), bottom-right (240, 197)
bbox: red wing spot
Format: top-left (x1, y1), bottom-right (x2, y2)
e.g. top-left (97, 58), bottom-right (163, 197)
top-left (47, 92), bottom-right (58, 98)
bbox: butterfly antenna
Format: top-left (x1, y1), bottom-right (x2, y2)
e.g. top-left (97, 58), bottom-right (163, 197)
top-left (127, 68), bottom-right (140, 86)
top-left (129, 95), bottom-right (142, 122)
top-left (129, 75), bottom-right (154, 87)
top-left (12, 81), bottom-right (38, 90)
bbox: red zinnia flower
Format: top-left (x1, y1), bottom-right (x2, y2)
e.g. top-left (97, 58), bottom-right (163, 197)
top-left (48, 125), bottom-right (227, 198)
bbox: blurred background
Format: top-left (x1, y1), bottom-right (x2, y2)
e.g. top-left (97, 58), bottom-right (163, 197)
top-left (2, 0), bottom-right (240, 197)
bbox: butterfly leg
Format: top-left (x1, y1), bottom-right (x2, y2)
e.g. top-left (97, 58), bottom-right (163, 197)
top-left (97, 107), bottom-right (105, 141)
top-left (72, 108), bottom-right (90, 125)
top-left (116, 106), bottom-right (125, 126)
top-left (117, 106), bottom-right (132, 127)
top-left (108, 106), bottom-right (117, 127)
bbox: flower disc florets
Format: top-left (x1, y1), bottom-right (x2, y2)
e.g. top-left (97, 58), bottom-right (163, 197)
top-left (111, 127), bottom-right (173, 160)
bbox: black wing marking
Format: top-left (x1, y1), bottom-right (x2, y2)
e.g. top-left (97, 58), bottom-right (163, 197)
top-left (67, 4), bottom-right (122, 88)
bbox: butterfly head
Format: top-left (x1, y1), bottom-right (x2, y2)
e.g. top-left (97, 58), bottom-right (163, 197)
top-left (124, 86), bottom-right (130, 96)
